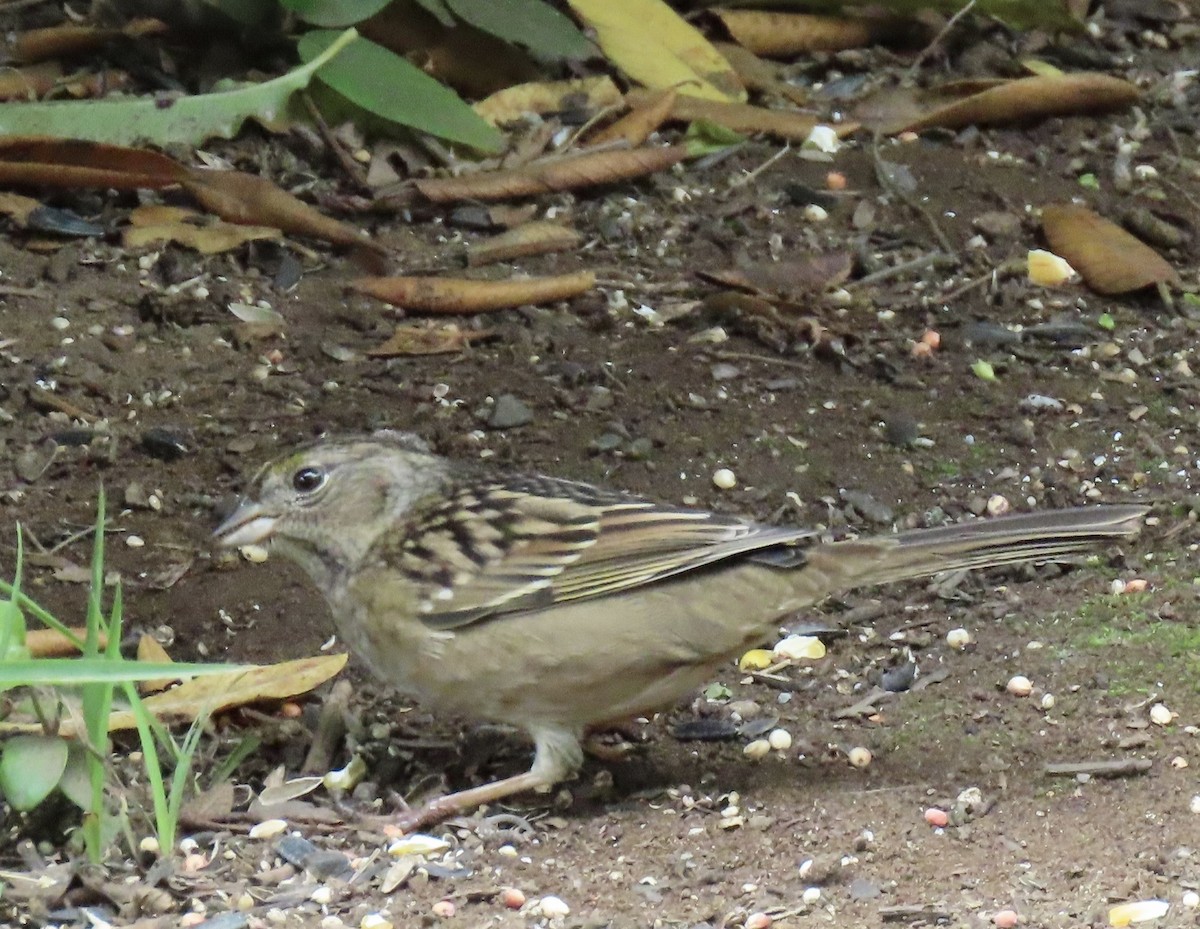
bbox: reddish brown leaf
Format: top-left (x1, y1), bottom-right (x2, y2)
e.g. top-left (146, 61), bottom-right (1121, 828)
top-left (715, 10), bottom-right (880, 56)
top-left (11, 18), bottom-right (167, 63)
top-left (1042, 203), bottom-right (1178, 294)
top-left (182, 169), bottom-right (374, 249)
top-left (894, 73), bottom-right (1138, 133)
top-left (351, 270), bottom-right (596, 313)
top-left (0, 137), bottom-right (187, 190)
top-left (587, 89), bottom-right (677, 148)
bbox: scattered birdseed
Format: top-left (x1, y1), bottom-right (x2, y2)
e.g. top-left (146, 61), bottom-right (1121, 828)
top-left (431, 900), bottom-right (455, 918)
top-left (712, 468), bottom-right (737, 489)
top-left (743, 739), bottom-right (771, 761)
top-left (1149, 703), bottom-right (1174, 726)
top-left (739, 649), bottom-right (774, 671)
top-left (1006, 675), bottom-right (1033, 697)
top-left (360, 915), bottom-right (393, 929)
top-left (1041, 693), bottom-right (1056, 711)
top-left (946, 628), bottom-right (972, 650)
top-left (1182, 891), bottom-right (1199, 908)
top-left (500, 887), bottom-right (526, 909)
top-left (802, 887), bottom-right (822, 904)
top-left (240, 544), bottom-right (269, 563)
top-left (924, 808), bottom-right (949, 827)
top-left (125, 535), bottom-right (145, 548)
top-left (986, 494), bottom-right (1010, 516)
top-left (249, 819), bottom-right (288, 839)
top-left (768, 728), bottom-right (793, 751)
top-left (992, 908), bottom-right (1019, 928)
top-left (745, 913), bottom-right (773, 929)
top-left (388, 834), bottom-right (450, 857)
top-left (773, 635), bottom-right (826, 661)
top-left (848, 747), bottom-right (872, 768)
top-left (1108, 900), bottom-right (1168, 926)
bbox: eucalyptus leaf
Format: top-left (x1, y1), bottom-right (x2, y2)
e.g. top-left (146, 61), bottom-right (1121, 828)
top-left (279, 0), bottom-right (391, 26)
top-left (0, 735), bottom-right (68, 810)
top-left (446, 0), bottom-right (594, 60)
top-left (300, 30), bottom-right (504, 152)
top-left (0, 28), bottom-right (358, 146)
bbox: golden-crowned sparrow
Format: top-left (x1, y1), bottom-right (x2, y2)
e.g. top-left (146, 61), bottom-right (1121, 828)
top-left (214, 431), bottom-right (1145, 831)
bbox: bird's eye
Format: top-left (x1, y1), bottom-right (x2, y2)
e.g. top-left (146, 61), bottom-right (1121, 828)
top-left (291, 467), bottom-right (326, 494)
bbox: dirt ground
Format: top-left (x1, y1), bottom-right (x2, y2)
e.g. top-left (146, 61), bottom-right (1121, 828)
top-left (3, 8), bottom-right (1200, 929)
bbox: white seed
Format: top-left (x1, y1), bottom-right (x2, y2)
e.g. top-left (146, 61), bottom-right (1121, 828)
top-left (768, 728), bottom-right (792, 751)
top-left (712, 468), bottom-right (737, 489)
top-left (985, 494), bottom-right (1010, 516)
top-left (802, 887), bottom-right (822, 904)
top-left (240, 544), bottom-right (269, 563)
top-left (803, 204), bottom-right (829, 222)
top-left (1183, 891), bottom-right (1199, 908)
top-left (125, 534), bottom-right (145, 548)
top-left (51, 316), bottom-right (70, 331)
top-left (848, 746), bottom-right (872, 768)
top-left (1006, 675), bottom-right (1033, 697)
top-left (497, 844), bottom-right (518, 857)
top-left (310, 886), bottom-right (333, 904)
top-left (773, 634), bottom-right (826, 661)
top-left (538, 896), bottom-right (570, 917)
top-left (744, 739), bottom-right (771, 760)
top-left (388, 834), bottom-right (450, 857)
top-left (360, 915), bottom-right (393, 929)
top-left (1170, 756), bottom-right (1188, 769)
top-left (1191, 795), bottom-right (1200, 815)
top-left (1027, 248), bottom-right (1077, 286)
top-left (946, 628), bottom-right (972, 650)
top-left (1150, 703), bottom-right (1174, 726)
top-left (1040, 693), bottom-right (1056, 711)
top-left (249, 819), bottom-right (287, 839)
top-left (1108, 900), bottom-right (1169, 926)
top-left (139, 836), bottom-right (160, 854)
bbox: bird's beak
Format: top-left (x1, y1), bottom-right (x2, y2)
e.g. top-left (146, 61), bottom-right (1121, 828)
top-left (213, 499), bottom-right (278, 548)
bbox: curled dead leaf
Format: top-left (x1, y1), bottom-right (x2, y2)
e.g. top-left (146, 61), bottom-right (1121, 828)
top-left (367, 323), bottom-right (495, 357)
top-left (715, 10), bottom-right (880, 56)
top-left (466, 220), bottom-right (581, 266)
top-left (1042, 203), bottom-right (1178, 294)
top-left (352, 271), bottom-right (596, 314)
top-left (587, 89), bottom-right (677, 148)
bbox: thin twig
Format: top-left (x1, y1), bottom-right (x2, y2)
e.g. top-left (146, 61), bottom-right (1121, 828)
top-left (848, 252), bottom-right (955, 289)
top-left (871, 133), bottom-right (958, 258)
top-left (711, 350), bottom-right (811, 371)
top-left (907, 0), bottom-right (979, 79)
top-left (301, 92), bottom-right (369, 190)
top-left (730, 143), bottom-right (791, 189)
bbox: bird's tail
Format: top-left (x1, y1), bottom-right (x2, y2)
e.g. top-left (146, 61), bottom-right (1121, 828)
top-left (801, 504), bottom-right (1147, 594)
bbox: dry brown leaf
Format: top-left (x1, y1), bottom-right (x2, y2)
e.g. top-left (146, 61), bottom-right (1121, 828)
top-left (182, 168), bottom-right (373, 250)
top-left (366, 323), bottom-right (495, 356)
top-left (625, 89), bottom-right (857, 142)
top-left (2, 654), bottom-right (350, 736)
top-left (0, 62), bottom-right (63, 101)
top-left (352, 270), bottom-right (596, 313)
top-left (25, 628), bottom-right (102, 658)
top-left (475, 76), bottom-right (622, 126)
top-left (0, 191), bottom-right (41, 225)
top-left (12, 17), bottom-right (167, 63)
top-left (136, 634), bottom-right (178, 695)
top-left (0, 137), bottom-right (187, 190)
top-left (587, 89), bottom-right (677, 148)
top-left (713, 42), bottom-right (808, 106)
top-left (415, 146), bottom-right (688, 203)
top-left (715, 10), bottom-right (877, 56)
top-left (466, 220), bottom-right (581, 266)
top-left (123, 217), bottom-right (281, 254)
top-left (893, 73), bottom-right (1139, 133)
top-left (1042, 203), bottom-right (1178, 294)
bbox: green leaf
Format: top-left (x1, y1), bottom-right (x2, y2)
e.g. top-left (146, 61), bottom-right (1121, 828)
top-left (279, 0), bottom-right (390, 26)
top-left (0, 28), bottom-right (358, 146)
top-left (0, 659), bottom-right (251, 686)
top-left (57, 742), bottom-right (94, 810)
top-left (1077, 172), bottom-right (1099, 189)
top-left (412, 0), bottom-right (456, 25)
top-left (685, 118), bottom-right (745, 156)
top-left (446, 0), bottom-right (594, 60)
top-left (703, 682), bottom-right (732, 701)
top-left (1097, 312), bottom-right (1115, 331)
top-left (0, 735), bottom-right (68, 810)
top-left (300, 30), bottom-right (504, 152)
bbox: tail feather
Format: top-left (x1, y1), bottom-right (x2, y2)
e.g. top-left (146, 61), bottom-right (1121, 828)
top-left (808, 504), bottom-right (1147, 592)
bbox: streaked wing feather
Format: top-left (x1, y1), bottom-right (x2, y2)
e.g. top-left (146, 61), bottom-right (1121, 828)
top-left (387, 476), bottom-right (809, 629)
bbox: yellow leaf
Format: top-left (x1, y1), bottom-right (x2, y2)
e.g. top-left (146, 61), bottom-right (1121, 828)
top-left (565, 0), bottom-right (744, 102)
top-left (738, 648), bottom-right (774, 671)
top-left (475, 76), bottom-right (622, 126)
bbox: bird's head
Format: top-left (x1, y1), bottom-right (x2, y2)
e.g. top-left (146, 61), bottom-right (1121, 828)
top-left (214, 431), bottom-right (450, 583)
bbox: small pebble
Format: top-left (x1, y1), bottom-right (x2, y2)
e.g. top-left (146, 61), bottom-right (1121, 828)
top-left (1191, 795), bottom-right (1200, 815)
top-left (713, 468), bottom-right (737, 490)
top-left (768, 728), bottom-right (792, 751)
top-left (538, 896), bottom-right (570, 918)
top-left (125, 535), bottom-right (146, 549)
top-left (993, 909), bottom-right (1019, 928)
top-left (946, 628), bottom-right (972, 650)
top-left (802, 887), bottom-right (821, 904)
top-left (1006, 675), bottom-right (1033, 697)
top-left (311, 886), bottom-right (333, 904)
top-left (500, 887), bottom-right (526, 909)
top-left (1183, 891), bottom-right (1199, 908)
top-left (431, 900), bottom-right (455, 918)
top-left (1124, 578), bottom-right (1148, 593)
top-left (360, 916), bottom-right (393, 929)
top-left (848, 747), bottom-right (872, 768)
top-left (924, 807), bottom-right (949, 827)
top-left (1040, 693), bottom-right (1056, 711)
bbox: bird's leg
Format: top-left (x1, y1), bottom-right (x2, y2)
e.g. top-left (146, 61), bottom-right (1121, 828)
top-left (390, 726), bottom-right (583, 834)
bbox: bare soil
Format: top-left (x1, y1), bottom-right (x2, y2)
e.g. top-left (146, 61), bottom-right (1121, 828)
top-left (2, 12), bottom-right (1200, 929)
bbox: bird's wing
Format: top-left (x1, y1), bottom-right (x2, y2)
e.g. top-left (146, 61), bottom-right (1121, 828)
top-left (375, 475), bottom-right (814, 629)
